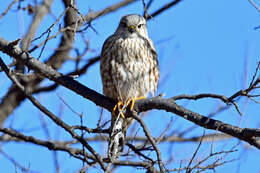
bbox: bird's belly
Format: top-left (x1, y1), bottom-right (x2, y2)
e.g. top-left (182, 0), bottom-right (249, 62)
top-left (112, 60), bottom-right (150, 102)
top-left (102, 37), bottom-right (157, 102)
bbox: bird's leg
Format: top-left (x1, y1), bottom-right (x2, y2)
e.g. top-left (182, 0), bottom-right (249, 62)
top-left (112, 101), bottom-right (125, 118)
top-left (126, 96), bottom-right (146, 111)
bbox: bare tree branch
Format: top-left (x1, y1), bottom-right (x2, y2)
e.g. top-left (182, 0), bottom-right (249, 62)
top-left (0, 126), bottom-right (160, 172)
top-left (0, 0), bottom-right (18, 20)
top-left (0, 1), bottom-right (251, 172)
top-left (132, 112), bottom-right (164, 172)
top-left (0, 0), bottom-right (141, 127)
top-left (0, 37), bottom-right (259, 150)
top-left (0, 57), bottom-right (108, 170)
top-left (0, 0), bottom-right (77, 126)
top-left (21, 0), bottom-right (54, 51)
top-left (249, 0), bottom-right (260, 12)
top-left (148, 0), bottom-right (183, 19)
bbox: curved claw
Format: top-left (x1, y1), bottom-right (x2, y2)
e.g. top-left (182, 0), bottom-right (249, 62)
top-left (127, 96), bottom-right (146, 111)
top-left (112, 101), bottom-right (125, 118)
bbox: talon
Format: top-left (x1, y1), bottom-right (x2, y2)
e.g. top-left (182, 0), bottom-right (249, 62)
top-left (119, 112), bottom-right (125, 118)
top-left (129, 99), bottom-right (135, 110)
top-left (127, 96), bottom-right (146, 111)
top-left (112, 101), bottom-right (125, 118)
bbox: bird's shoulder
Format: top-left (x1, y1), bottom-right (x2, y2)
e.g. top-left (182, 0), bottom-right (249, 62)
top-left (102, 34), bottom-right (121, 49)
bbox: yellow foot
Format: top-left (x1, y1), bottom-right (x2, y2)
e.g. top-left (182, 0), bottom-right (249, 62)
top-left (112, 101), bottom-right (125, 118)
top-left (127, 96), bottom-right (146, 111)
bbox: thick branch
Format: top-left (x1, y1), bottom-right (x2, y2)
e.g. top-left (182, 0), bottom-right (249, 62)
top-left (0, 57), bottom-right (107, 170)
top-left (0, 127), bottom-right (87, 161)
top-left (0, 0), bottom-right (77, 126)
top-left (0, 38), bottom-right (260, 150)
top-left (21, 0), bottom-right (54, 51)
top-left (134, 97), bottom-right (260, 148)
top-left (0, 0), bottom-right (139, 126)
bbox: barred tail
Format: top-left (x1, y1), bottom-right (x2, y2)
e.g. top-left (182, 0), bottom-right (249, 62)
top-left (108, 116), bottom-right (125, 161)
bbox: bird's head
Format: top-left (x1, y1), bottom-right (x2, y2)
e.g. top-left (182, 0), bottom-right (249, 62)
top-left (115, 14), bottom-right (148, 38)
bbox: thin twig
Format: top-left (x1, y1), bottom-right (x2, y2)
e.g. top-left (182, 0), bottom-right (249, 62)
top-left (148, 0), bottom-right (182, 19)
top-left (0, 57), bottom-right (107, 171)
top-left (186, 130), bottom-right (205, 173)
top-left (132, 112), bottom-right (164, 172)
top-left (248, 0), bottom-right (260, 12)
top-left (0, 0), bottom-right (18, 20)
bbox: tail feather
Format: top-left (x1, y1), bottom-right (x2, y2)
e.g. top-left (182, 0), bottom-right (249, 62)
top-left (108, 116), bottom-right (125, 161)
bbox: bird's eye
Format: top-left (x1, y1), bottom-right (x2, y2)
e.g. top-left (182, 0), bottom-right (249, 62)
top-left (138, 24), bottom-right (142, 28)
top-left (121, 22), bottom-right (127, 28)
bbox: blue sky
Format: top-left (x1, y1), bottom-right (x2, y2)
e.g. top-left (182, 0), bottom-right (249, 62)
top-left (0, 0), bottom-right (260, 172)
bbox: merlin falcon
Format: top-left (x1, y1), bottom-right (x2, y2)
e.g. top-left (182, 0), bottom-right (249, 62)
top-left (100, 14), bottom-right (159, 160)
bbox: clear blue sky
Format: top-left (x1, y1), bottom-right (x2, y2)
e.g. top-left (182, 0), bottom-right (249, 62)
top-left (0, 0), bottom-right (260, 172)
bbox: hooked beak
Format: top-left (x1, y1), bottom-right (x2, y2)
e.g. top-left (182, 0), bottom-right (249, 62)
top-left (129, 25), bottom-right (136, 33)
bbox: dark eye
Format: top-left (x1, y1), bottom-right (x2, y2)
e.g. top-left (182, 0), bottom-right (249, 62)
top-left (138, 24), bottom-right (142, 28)
top-left (121, 22), bottom-right (127, 28)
